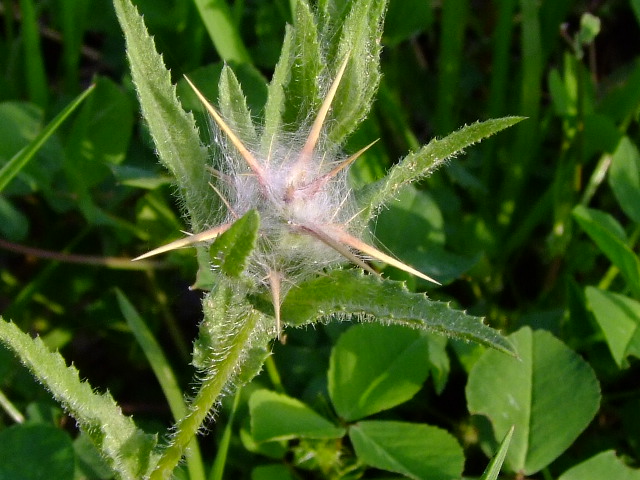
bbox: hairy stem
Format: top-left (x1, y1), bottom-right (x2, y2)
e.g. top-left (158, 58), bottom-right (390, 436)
top-left (149, 310), bottom-right (261, 480)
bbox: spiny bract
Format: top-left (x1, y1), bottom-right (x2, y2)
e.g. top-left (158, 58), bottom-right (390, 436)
top-left (134, 55), bottom-right (438, 337)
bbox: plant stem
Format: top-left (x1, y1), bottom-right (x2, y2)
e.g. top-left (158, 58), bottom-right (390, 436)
top-left (149, 310), bottom-right (261, 480)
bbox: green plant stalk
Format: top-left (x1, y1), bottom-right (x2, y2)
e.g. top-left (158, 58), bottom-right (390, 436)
top-left (435, 0), bottom-right (467, 135)
top-left (497, 0), bottom-right (543, 229)
top-left (192, 0), bottom-right (251, 64)
top-left (149, 310), bottom-right (261, 480)
top-left (0, 387), bottom-right (25, 424)
top-left (116, 290), bottom-right (205, 480)
top-left (19, 0), bottom-right (48, 107)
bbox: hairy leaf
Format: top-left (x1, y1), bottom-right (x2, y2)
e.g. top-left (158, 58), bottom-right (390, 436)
top-left (358, 117), bottom-right (526, 215)
top-left (209, 210), bottom-right (260, 277)
top-left (281, 270), bottom-right (515, 355)
top-left (0, 319), bottom-right (158, 479)
top-left (112, 0), bottom-right (215, 231)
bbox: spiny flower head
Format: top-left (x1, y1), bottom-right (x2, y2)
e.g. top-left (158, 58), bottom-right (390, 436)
top-left (134, 55), bottom-right (438, 337)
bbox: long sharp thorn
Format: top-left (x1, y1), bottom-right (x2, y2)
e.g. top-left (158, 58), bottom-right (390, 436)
top-left (132, 223), bottom-right (233, 261)
top-left (303, 140), bottom-right (379, 195)
top-left (330, 227), bottom-right (441, 285)
top-left (293, 54), bottom-right (351, 177)
top-left (298, 225), bottom-right (378, 276)
top-left (184, 76), bottom-right (265, 180)
top-left (268, 270), bottom-right (283, 340)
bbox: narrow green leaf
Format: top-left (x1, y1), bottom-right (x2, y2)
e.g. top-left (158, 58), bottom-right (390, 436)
top-left (260, 25), bottom-right (294, 155)
top-left (19, 0), bottom-right (48, 107)
top-left (249, 389), bottom-right (346, 442)
top-left (349, 420), bottom-right (464, 480)
top-left (151, 281), bottom-right (268, 480)
top-left (609, 136), bottom-right (640, 223)
top-left (0, 424), bottom-right (75, 480)
top-left (281, 269), bottom-right (515, 355)
top-left (573, 205), bottom-right (640, 297)
top-left (112, 0), bottom-right (216, 231)
top-left (558, 450), bottom-right (640, 480)
top-left (466, 327), bottom-right (601, 475)
top-left (359, 116), bottom-right (526, 214)
top-left (328, 323), bottom-right (433, 421)
top-left (0, 318), bottom-right (158, 479)
top-left (192, 0), bottom-right (251, 64)
top-left (585, 287), bottom-right (640, 368)
top-left (0, 85), bottom-right (94, 193)
top-left (115, 290), bottom-right (206, 480)
top-left (218, 65), bottom-right (258, 146)
top-left (116, 290), bottom-right (187, 420)
top-left (209, 210), bottom-right (260, 277)
top-left (480, 426), bottom-right (515, 480)
top-left (327, 0), bottom-right (387, 144)
top-left (282, 0), bottom-right (323, 127)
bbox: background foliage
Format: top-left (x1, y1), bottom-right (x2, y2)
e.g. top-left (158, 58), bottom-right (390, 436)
top-left (1, 0), bottom-right (639, 479)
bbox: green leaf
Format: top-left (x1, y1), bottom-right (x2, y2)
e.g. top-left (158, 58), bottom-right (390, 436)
top-left (192, 0), bottom-right (251, 64)
top-left (0, 424), bottom-right (75, 480)
top-left (249, 389), bottom-right (346, 442)
top-left (466, 327), bottom-right (601, 475)
top-left (349, 420), bottom-right (464, 480)
top-left (573, 205), bottom-right (640, 297)
top-left (585, 287), bottom-right (640, 368)
top-left (0, 319), bottom-right (158, 479)
top-left (251, 464), bottom-right (297, 480)
top-left (558, 450), bottom-right (640, 480)
top-left (280, 269), bottom-right (515, 355)
top-left (218, 65), bottom-right (259, 146)
top-left (64, 77), bottom-right (132, 186)
top-left (609, 136), bottom-right (640, 223)
top-left (112, 0), bottom-right (216, 232)
top-left (115, 290), bottom-right (206, 480)
top-left (282, 0), bottom-right (323, 128)
top-left (328, 323), bottom-right (434, 421)
top-left (326, 0), bottom-right (387, 145)
top-left (480, 426), bottom-right (515, 480)
top-left (209, 210), bottom-right (260, 277)
top-left (260, 26), bottom-right (294, 155)
top-left (0, 86), bottom-right (94, 193)
top-left (358, 116), bottom-right (526, 215)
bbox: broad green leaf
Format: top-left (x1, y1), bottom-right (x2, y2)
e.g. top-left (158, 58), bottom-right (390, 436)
top-left (209, 210), bottom-right (260, 277)
top-left (0, 319), bottom-right (158, 479)
top-left (358, 116), bottom-right (526, 215)
top-left (480, 426), bottom-right (515, 480)
top-left (466, 327), bottom-right (601, 475)
top-left (573, 205), bottom-right (640, 297)
top-left (0, 424), bottom-right (75, 480)
top-left (609, 136), bottom-right (640, 223)
top-left (585, 287), bottom-right (640, 368)
top-left (192, 0), bottom-right (251, 64)
top-left (558, 450), bottom-right (640, 480)
top-left (328, 323), bottom-right (434, 421)
top-left (249, 389), bottom-right (345, 442)
top-left (280, 269), bottom-right (515, 355)
top-left (0, 86), bottom-right (94, 193)
top-left (112, 0), bottom-right (216, 232)
top-left (349, 420), bottom-right (464, 480)
top-left (218, 65), bottom-right (259, 146)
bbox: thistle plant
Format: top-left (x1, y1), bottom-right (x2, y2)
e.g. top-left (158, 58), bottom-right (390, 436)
top-left (0, 0), bottom-right (524, 478)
